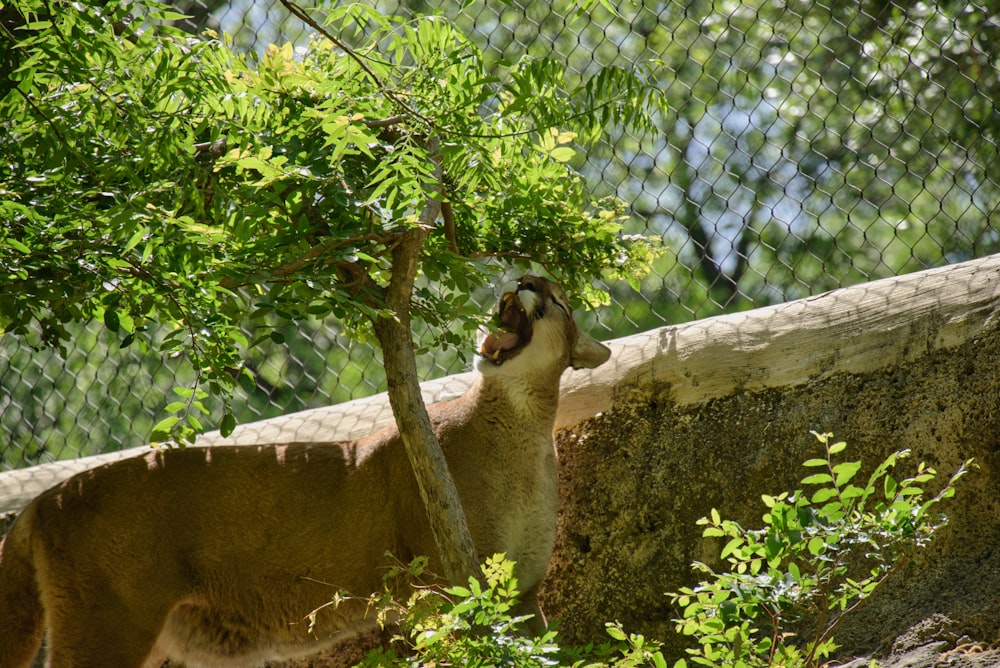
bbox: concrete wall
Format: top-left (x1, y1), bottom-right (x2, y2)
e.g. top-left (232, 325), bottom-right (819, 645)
top-left (3, 254), bottom-right (999, 663)
top-left (541, 253), bottom-right (1000, 660)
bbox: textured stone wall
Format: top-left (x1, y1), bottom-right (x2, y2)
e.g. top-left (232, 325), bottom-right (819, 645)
top-left (540, 254), bottom-right (1000, 662)
top-left (543, 328), bottom-right (1000, 658)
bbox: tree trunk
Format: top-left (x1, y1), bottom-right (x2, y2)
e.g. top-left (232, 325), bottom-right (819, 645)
top-left (371, 224), bottom-right (480, 585)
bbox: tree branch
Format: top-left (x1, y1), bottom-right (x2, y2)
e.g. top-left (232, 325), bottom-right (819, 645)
top-left (214, 233), bottom-right (394, 291)
top-left (366, 135), bottom-right (479, 583)
top-left (371, 221), bottom-right (480, 584)
top-left (441, 201), bottom-right (459, 254)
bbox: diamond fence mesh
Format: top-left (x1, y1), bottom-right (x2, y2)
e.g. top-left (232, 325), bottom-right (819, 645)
top-left (3, 0), bottom-right (999, 469)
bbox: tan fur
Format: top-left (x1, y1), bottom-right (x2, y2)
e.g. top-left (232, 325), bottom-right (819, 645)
top-left (0, 276), bottom-right (610, 668)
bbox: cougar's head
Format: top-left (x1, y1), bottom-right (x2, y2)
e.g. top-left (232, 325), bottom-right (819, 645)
top-left (479, 275), bottom-right (611, 374)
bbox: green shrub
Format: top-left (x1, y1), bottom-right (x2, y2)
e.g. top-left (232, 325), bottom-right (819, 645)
top-left (669, 432), bottom-right (972, 668)
top-left (359, 554), bottom-right (667, 667)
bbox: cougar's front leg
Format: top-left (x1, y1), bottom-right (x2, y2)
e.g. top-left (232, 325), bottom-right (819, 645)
top-left (513, 589), bottom-right (548, 636)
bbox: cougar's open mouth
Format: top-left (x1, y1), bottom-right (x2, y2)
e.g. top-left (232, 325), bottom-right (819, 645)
top-left (480, 289), bottom-right (534, 365)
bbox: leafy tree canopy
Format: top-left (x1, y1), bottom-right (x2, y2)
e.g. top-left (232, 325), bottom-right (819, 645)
top-left (0, 0), bottom-right (664, 441)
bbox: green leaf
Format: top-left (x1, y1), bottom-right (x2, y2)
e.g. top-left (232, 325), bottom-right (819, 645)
top-left (4, 238), bottom-right (31, 254)
top-left (548, 146), bottom-right (576, 162)
top-left (605, 623), bottom-right (628, 641)
top-left (147, 9), bottom-right (191, 21)
top-left (840, 485), bottom-right (865, 500)
top-left (834, 461), bottom-right (863, 487)
top-left (820, 501), bottom-right (845, 520)
top-left (150, 416), bottom-right (180, 440)
top-left (764, 533), bottom-right (783, 560)
top-left (220, 413), bottom-right (237, 437)
top-left (123, 227), bottom-right (148, 254)
top-left (811, 487), bottom-right (838, 504)
top-left (884, 474), bottom-right (899, 499)
top-left (103, 309), bottom-right (120, 332)
top-left (802, 473), bottom-right (834, 485)
top-left (720, 537), bottom-right (744, 560)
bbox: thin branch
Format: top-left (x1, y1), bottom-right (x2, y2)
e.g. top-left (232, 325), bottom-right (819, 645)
top-left (438, 96), bottom-right (628, 141)
top-left (765, 603), bottom-right (781, 665)
top-left (808, 559), bottom-right (909, 666)
top-left (194, 137), bottom-right (228, 159)
top-left (419, 134), bottom-right (460, 254)
top-left (279, 0), bottom-right (434, 129)
top-left (441, 201), bottom-right (459, 254)
top-left (278, 0), bottom-right (633, 144)
top-left (364, 115), bottom-right (408, 128)
top-left (372, 225), bottom-right (480, 584)
top-left (215, 233), bottom-right (394, 291)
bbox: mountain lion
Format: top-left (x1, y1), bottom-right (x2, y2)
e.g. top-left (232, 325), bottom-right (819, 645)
top-left (0, 275), bottom-right (611, 668)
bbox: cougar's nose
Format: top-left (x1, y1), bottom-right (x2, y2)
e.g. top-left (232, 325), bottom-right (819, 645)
top-left (517, 275), bottom-right (542, 293)
top-left (514, 276), bottom-right (542, 315)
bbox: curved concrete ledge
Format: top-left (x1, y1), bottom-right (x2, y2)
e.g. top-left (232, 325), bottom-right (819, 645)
top-left (565, 252), bottom-right (1000, 426)
top-left (0, 373), bottom-right (477, 514)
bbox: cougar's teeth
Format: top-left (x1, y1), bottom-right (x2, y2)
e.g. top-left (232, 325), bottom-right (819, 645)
top-left (481, 330), bottom-right (521, 361)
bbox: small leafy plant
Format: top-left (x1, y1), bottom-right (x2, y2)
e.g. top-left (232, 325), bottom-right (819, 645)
top-left (669, 432), bottom-right (972, 668)
top-left (360, 553), bottom-right (667, 667)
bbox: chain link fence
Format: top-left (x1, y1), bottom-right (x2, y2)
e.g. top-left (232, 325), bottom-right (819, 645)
top-left (3, 0), bottom-right (999, 470)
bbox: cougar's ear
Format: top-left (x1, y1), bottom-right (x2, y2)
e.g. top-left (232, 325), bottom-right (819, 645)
top-left (570, 332), bottom-right (611, 370)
